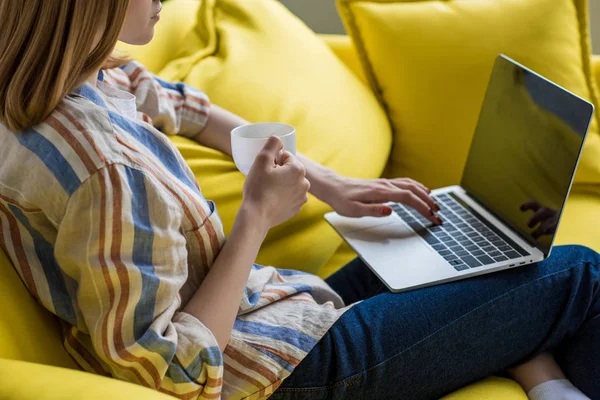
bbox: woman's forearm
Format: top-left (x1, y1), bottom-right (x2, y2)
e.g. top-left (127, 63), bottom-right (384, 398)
top-left (193, 105), bottom-right (339, 203)
top-left (296, 153), bottom-right (339, 202)
top-left (183, 206), bottom-right (269, 351)
top-left (192, 104), bottom-right (245, 157)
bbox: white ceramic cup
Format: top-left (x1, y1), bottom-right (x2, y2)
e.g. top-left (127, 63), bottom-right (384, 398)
top-left (231, 122), bottom-right (296, 175)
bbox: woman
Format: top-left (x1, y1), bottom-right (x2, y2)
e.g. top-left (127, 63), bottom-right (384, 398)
top-left (0, 1), bottom-right (597, 399)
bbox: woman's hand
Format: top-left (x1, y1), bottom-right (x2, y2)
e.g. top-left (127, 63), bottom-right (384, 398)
top-left (241, 136), bottom-right (311, 229)
top-left (321, 175), bottom-right (442, 224)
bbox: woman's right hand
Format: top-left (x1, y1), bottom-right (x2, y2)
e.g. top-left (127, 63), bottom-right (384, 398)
top-left (241, 136), bottom-right (311, 230)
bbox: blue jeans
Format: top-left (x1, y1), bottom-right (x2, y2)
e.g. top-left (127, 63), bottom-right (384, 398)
top-left (271, 245), bottom-right (600, 399)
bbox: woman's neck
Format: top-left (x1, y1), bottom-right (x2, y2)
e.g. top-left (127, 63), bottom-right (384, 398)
top-left (86, 68), bottom-right (101, 87)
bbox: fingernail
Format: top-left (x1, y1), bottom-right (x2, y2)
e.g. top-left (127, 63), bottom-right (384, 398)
top-left (434, 203), bottom-right (441, 212)
top-left (383, 207), bottom-right (392, 216)
top-left (436, 217), bottom-right (443, 225)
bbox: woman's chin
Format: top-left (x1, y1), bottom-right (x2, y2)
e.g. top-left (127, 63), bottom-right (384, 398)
top-left (120, 29), bottom-right (155, 46)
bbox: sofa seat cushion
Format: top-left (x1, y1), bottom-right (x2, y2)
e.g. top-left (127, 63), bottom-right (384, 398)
top-left (0, 248), bottom-right (76, 369)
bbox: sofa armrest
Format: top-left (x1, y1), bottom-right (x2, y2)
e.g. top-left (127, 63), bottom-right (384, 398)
top-left (319, 34), bottom-right (366, 82)
top-left (0, 359), bottom-right (175, 400)
top-left (593, 55), bottom-right (600, 89)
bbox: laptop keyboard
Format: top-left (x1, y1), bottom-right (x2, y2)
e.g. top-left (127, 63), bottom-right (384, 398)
top-left (390, 193), bottom-right (529, 272)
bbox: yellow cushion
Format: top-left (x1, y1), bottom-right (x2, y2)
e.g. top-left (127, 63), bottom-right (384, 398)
top-left (319, 34), bottom-right (367, 83)
top-left (125, 0), bottom-right (391, 274)
top-left (338, 0), bottom-right (600, 189)
top-left (593, 55), bottom-right (600, 93)
top-left (0, 248), bottom-right (76, 369)
top-left (441, 376), bottom-right (526, 400)
top-left (0, 359), bottom-right (174, 400)
top-left (555, 188), bottom-right (600, 251)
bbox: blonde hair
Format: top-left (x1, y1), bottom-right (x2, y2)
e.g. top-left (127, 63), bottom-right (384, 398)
top-left (0, 0), bottom-right (130, 132)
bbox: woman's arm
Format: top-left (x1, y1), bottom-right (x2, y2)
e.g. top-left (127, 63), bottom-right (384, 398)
top-left (183, 136), bottom-right (310, 350)
top-left (55, 138), bottom-right (308, 395)
top-left (183, 206), bottom-right (267, 350)
top-left (192, 106), bottom-right (442, 224)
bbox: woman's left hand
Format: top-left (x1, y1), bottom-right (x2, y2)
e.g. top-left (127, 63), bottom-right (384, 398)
top-left (321, 175), bottom-right (442, 224)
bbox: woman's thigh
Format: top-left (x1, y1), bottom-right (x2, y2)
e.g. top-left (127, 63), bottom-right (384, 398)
top-left (272, 245), bottom-right (600, 400)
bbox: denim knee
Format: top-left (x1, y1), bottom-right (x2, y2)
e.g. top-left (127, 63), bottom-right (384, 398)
top-left (550, 245), bottom-right (600, 266)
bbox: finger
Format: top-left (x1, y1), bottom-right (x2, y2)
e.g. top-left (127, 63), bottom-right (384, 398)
top-left (394, 191), bottom-right (441, 224)
top-left (254, 137), bottom-right (284, 169)
top-left (391, 180), bottom-right (439, 211)
top-left (278, 154), bottom-right (306, 181)
top-left (340, 202), bottom-right (393, 218)
top-left (407, 185), bottom-right (438, 212)
top-left (406, 178), bottom-right (431, 194)
top-left (520, 200), bottom-right (541, 212)
top-left (261, 136), bottom-right (284, 155)
top-left (527, 208), bottom-right (554, 228)
top-left (279, 150), bottom-right (294, 166)
top-left (391, 178), bottom-right (431, 195)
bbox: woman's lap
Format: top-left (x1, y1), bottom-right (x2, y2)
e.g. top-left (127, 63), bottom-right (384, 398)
top-left (271, 245), bottom-right (600, 400)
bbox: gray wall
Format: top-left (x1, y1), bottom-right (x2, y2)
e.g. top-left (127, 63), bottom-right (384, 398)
top-left (279, 0), bottom-right (345, 34)
top-left (592, 0), bottom-right (600, 53)
top-left (280, 0), bottom-right (600, 53)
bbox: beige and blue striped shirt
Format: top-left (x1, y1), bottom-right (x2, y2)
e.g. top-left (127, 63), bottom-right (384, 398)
top-left (0, 62), bottom-right (350, 399)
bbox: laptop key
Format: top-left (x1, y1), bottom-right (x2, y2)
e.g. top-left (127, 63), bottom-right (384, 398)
top-left (420, 233), bottom-right (440, 245)
top-left (465, 245), bottom-right (479, 252)
top-left (504, 251), bottom-right (522, 259)
top-left (454, 264), bottom-right (470, 272)
top-left (460, 255), bottom-right (482, 268)
top-left (439, 250), bottom-right (452, 256)
top-left (488, 251), bottom-right (502, 258)
top-left (482, 246), bottom-right (495, 252)
top-left (472, 250), bottom-right (485, 257)
top-left (493, 255), bottom-right (509, 262)
top-left (455, 250), bottom-right (469, 257)
top-left (476, 255), bottom-right (495, 265)
top-left (448, 259), bottom-right (468, 270)
top-left (432, 243), bottom-right (446, 251)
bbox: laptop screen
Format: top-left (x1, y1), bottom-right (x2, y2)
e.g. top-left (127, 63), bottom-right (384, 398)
top-left (461, 55), bottom-right (593, 255)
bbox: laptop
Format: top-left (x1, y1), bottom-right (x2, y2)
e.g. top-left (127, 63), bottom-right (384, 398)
top-left (325, 55), bottom-right (594, 293)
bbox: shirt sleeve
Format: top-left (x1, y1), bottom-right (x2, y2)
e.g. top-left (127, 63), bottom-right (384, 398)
top-left (102, 61), bottom-right (211, 138)
top-left (54, 163), bottom-right (223, 400)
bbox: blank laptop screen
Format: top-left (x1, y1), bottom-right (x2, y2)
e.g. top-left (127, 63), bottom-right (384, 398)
top-left (461, 56), bottom-right (593, 255)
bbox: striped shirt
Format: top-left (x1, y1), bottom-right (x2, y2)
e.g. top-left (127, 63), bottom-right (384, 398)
top-left (0, 61), bottom-right (351, 399)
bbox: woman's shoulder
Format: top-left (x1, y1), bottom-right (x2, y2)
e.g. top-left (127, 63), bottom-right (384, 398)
top-left (0, 95), bottom-right (127, 215)
top-left (41, 95), bottom-right (127, 171)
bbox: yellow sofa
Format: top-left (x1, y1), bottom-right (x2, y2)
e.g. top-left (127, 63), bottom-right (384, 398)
top-left (1, 1), bottom-right (599, 399)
